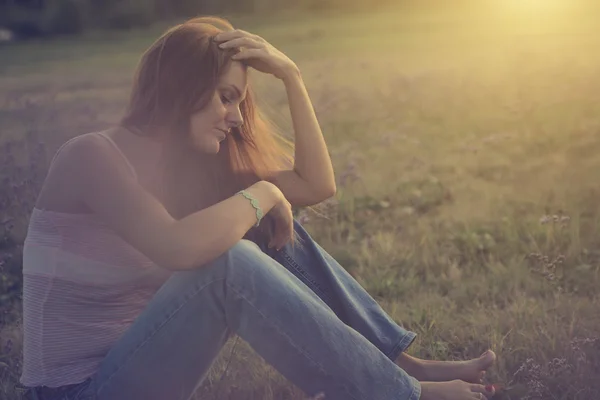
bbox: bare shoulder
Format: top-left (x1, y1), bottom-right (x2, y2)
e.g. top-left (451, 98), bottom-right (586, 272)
top-left (35, 131), bottom-right (130, 213)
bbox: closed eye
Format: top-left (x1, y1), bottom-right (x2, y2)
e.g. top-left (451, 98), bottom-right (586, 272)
top-left (221, 95), bottom-right (232, 104)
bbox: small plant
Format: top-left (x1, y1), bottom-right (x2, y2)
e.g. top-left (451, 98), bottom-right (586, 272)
top-left (526, 252), bottom-right (565, 291)
top-left (524, 211), bottom-right (575, 293)
top-left (509, 337), bottom-right (600, 400)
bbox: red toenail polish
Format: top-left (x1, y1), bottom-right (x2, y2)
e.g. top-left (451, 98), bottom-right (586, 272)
top-left (485, 385), bottom-right (493, 392)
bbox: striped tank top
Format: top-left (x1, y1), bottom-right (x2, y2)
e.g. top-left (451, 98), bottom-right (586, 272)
top-left (19, 132), bottom-right (172, 387)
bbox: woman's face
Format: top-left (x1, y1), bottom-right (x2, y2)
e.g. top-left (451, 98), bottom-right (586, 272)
top-left (189, 61), bottom-right (248, 154)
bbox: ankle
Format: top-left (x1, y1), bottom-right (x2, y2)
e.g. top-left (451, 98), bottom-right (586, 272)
top-left (395, 353), bottom-right (427, 380)
top-left (418, 382), bottom-right (440, 400)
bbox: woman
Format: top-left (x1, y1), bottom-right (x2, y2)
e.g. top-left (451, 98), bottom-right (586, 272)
top-left (17, 16), bottom-right (497, 400)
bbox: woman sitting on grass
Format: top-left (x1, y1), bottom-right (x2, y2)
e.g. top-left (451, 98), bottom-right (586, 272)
top-left (18, 16), bottom-right (497, 400)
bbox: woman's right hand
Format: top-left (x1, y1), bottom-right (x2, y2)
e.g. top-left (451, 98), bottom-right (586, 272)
top-left (266, 186), bottom-right (294, 251)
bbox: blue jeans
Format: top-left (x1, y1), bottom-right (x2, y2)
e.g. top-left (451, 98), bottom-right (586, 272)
top-left (20, 220), bottom-right (421, 400)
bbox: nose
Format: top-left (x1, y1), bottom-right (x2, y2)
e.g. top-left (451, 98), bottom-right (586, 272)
top-left (227, 106), bottom-right (244, 129)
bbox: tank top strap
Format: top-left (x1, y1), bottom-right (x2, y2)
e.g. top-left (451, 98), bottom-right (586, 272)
top-left (48, 134), bottom-right (84, 166)
top-left (95, 131), bottom-right (138, 180)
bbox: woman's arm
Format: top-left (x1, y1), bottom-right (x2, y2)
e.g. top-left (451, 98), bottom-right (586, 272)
top-left (215, 30), bottom-right (337, 207)
top-left (61, 134), bottom-right (283, 271)
top-left (265, 69), bottom-right (337, 207)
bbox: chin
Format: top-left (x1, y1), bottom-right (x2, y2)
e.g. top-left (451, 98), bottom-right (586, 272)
top-left (211, 140), bottom-right (224, 153)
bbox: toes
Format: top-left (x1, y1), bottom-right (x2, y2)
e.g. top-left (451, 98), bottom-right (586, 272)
top-left (479, 350), bottom-right (497, 369)
top-left (478, 371), bottom-right (486, 383)
top-left (471, 383), bottom-right (496, 399)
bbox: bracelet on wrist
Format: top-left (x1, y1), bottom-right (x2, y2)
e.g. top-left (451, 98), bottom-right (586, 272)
top-left (237, 190), bottom-right (264, 228)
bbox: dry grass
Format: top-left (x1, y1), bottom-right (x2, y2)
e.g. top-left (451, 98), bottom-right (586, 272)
top-left (1, 2), bottom-right (600, 399)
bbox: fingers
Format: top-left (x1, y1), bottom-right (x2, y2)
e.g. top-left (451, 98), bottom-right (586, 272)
top-left (231, 49), bottom-right (264, 61)
top-left (270, 229), bottom-right (291, 251)
top-left (218, 36), bottom-right (265, 50)
top-left (215, 29), bottom-right (264, 43)
top-left (268, 203), bottom-right (293, 251)
top-left (267, 221), bottom-right (286, 251)
top-left (287, 214), bottom-right (294, 244)
top-left (275, 216), bottom-right (293, 250)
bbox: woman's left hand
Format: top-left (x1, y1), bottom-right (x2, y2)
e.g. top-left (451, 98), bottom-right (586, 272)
top-left (214, 29), bottom-right (299, 81)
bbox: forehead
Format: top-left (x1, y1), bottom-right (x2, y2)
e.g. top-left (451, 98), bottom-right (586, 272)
top-left (219, 61), bottom-right (248, 91)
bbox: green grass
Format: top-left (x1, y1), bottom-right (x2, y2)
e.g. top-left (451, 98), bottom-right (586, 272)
top-left (2, 1), bottom-right (600, 399)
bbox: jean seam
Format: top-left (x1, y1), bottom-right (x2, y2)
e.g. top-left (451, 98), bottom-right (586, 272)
top-left (387, 331), bottom-right (417, 361)
top-left (406, 376), bottom-right (422, 400)
top-left (225, 282), bottom-right (362, 400)
top-left (281, 252), bottom-right (332, 304)
top-left (96, 277), bottom-right (226, 396)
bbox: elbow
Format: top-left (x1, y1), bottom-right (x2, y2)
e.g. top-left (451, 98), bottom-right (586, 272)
top-left (324, 183), bottom-right (337, 198)
top-left (314, 183), bottom-right (337, 202)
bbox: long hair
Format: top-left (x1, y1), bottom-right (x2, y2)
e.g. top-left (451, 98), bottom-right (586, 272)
top-left (120, 16), bottom-right (295, 246)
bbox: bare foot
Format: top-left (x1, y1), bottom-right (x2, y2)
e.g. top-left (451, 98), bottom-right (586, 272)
top-left (396, 350), bottom-right (497, 383)
top-left (420, 380), bottom-right (495, 400)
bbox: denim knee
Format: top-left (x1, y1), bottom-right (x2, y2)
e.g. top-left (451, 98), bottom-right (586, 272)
top-left (222, 239), bottom-right (275, 283)
top-left (194, 239), bottom-right (269, 286)
top-left (184, 239), bottom-right (262, 273)
top-left (227, 239), bottom-right (264, 259)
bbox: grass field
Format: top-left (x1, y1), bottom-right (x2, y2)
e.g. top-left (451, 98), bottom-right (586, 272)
top-left (1, 1), bottom-right (600, 399)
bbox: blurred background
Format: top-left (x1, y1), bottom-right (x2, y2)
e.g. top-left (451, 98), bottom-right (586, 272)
top-left (1, 1), bottom-right (600, 399)
top-left (0, 0), bottom-right (397, 38)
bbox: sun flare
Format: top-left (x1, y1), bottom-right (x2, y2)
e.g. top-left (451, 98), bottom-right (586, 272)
top-left (499, 0), bottom-right (572, 13)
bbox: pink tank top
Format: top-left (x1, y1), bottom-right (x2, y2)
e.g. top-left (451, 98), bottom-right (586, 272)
top-left (19, 132), bottom-right (172, 387)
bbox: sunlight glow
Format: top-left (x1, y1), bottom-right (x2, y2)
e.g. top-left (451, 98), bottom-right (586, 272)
top-left (499, 0), bottom-right (572, 14)
top-left (484, 0), bottom-right (581, 31)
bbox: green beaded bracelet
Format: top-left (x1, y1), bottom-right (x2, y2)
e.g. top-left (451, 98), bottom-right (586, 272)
top-left (237, 190), bottom-right (264, 227)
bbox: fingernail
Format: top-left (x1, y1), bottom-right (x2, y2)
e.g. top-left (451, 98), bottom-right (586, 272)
top-left (485, 385), bottom-right (494, 392)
